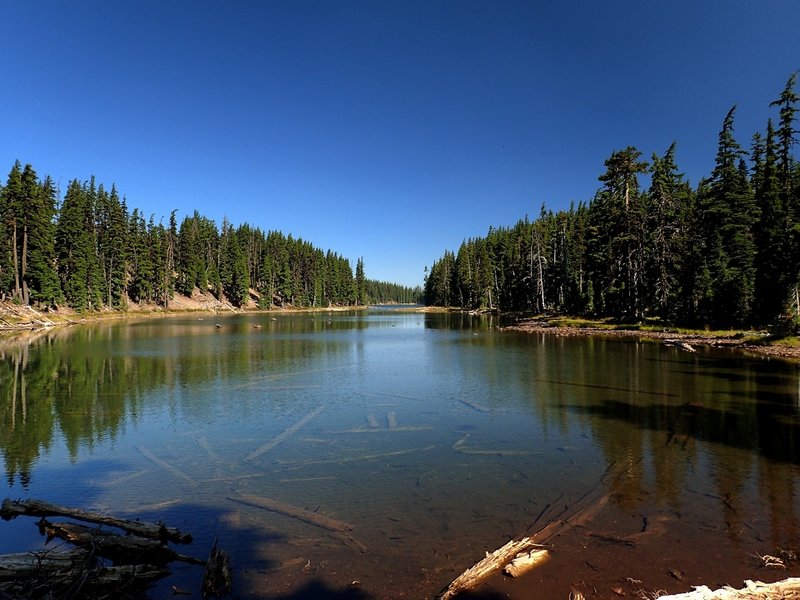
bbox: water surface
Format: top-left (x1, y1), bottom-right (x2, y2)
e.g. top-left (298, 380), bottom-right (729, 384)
top-left (1, 309), bottom-right (799, 598)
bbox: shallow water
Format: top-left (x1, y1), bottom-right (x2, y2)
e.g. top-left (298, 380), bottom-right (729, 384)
top-left (1, 309), bottom-right (799, 598)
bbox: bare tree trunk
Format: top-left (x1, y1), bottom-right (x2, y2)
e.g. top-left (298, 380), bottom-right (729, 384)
top-left (12, 221), bottom-right (20, 301)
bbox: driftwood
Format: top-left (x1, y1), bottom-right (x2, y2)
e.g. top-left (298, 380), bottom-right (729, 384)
top-left (0, 549), bottom-right (90, 581)
top-left (0, 549), bottom-right (170, 597)
top-left (503, 547), bottom-right (549, 577)
top-left (227, 493), bottom-right (353, 533)
top-left (439, 538), bottom-right (545, 600)
top-left (656, 577), bottom-right (800, 598)
top-left (438, 461), bottom-right (625, 599)
top-left (1, 498), bottom-right (192, 544)
top-left (0, 498), bottom-right (227, 600)
top-left (38, 519), bottom-right (204, 565)
top-left (245, 405), bottom-right (325, 461)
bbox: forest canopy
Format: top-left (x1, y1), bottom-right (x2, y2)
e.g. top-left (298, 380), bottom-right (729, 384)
top-left (424, 74), bottom-right (800, 331)
top-left (0, 169), bottom-right (420, 311)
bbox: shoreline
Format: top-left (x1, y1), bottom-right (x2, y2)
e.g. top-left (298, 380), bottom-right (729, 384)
top-left (503, 316), bottom-right (800, 361)
top-left (4, 301), bottom-right (799, 362)
top-left (0, 296), bottom-right (373, 333)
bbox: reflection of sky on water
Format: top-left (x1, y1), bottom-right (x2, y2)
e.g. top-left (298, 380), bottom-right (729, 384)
top-left (1, 313), bottom-right (799, 597)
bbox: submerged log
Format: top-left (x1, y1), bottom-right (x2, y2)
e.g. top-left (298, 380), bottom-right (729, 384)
top-left (656, 577), bottom-right (800, 599)
top-left (1, 498), bottom-right (192, 544)
top-left (137, 446), bottom-right (197, 487)
top-left (245, 405), bottom-right (325, 461)
top-left (227, 493), bottom-right (353, 533)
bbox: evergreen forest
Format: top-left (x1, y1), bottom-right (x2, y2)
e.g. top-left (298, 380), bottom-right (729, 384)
top-left (0, 168), bottom-right (419, 311)
top-left (424, 75), bottom-right (800, 330)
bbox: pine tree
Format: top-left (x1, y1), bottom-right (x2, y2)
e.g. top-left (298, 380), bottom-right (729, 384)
top-left (588, 147), bottom-right (649, 319)
top-left (0, 162), bottom-right (24, 302)
top-left (56, 180), bottom-right (96, 310)
top-left (769, 73), bottom-right (799, 321)
top-left (26, 175), bottom-right (61, 306)
top-left (646, 143), bottom-right (691, 321)
top-left (753, 121), bottom-right (786, 323)
top-left (355, 257), bottom-right (366, 305)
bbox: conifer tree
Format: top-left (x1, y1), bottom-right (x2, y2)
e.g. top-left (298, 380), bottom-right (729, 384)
top-left (753, 121), bottom-right (786, 323)
top-left (588, 147), bottom-right (648, 318)
top-left (769, 73), bottom-right (799, 321)
top-left (646, 143), bottom-right (691, 320)
top-left (355, 257), bottom-right (366, 305)
top-left (26, 175), bottom-right (61, 306)
top-left (0, 162), bottom-right (24, 302)
top-left (56, 180), bottom-right (96, 310)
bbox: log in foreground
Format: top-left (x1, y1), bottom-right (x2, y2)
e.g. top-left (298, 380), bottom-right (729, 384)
top-left (0, 497), bottom-right (192, 544)
top-left (439, 538), bottom-right (546, 600)
top-left (38, 519), bottom-right (204, 565)
top-left (0, 497), bottom-right (229, 600)
top-left (656, 577), bottom-right (800, 599)
top-left (438, 461), bottom-right (626, 599)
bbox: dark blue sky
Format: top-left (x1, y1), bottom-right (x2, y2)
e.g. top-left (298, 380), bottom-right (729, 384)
top-left (2, 1), bottom-right (798, 287)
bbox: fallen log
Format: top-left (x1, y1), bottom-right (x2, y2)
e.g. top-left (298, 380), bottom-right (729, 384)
top-left (0, 549), bottom-right (170, 598)
top-left (438, 461), bottom-right (626, 599)
top-left (439, 538), bottom-right (545, 600)
top-left (452, 433), bottom-right (531, 456)
top-left (38, 519), bottom-right (204, 566)
top-left (1, 498), bottom-right (192, 544)
top-left (0, 549), bottom-right (87, 581)
top-left (503, 547), bottom-right (550, 577)
top-left (245, 405), bottom-right (325, 461)
top-left (227, 493), bottom-right (353, 533)
top-left (656, 577), bottom-right (800, 599)
top-left (0, 501), bottom-right (226, 600)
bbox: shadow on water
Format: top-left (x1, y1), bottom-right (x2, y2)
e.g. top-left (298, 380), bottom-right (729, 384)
top-left (570, 396), bottom-right (800, 465)
top-left (269, 581), bottom-right (375, 600)
top-left (1, 457), bottom-right (380, 600)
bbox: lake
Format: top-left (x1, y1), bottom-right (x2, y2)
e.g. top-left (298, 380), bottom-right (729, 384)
top-left (1, 308), bottom-right (799, 599)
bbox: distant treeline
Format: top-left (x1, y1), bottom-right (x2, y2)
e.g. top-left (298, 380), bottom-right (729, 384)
top-left (0, 167), bottom-right (417, 310)
top-left (364, 279), bottom-right (422, 305)
top-left (425, 74), bottom-right (800, 330)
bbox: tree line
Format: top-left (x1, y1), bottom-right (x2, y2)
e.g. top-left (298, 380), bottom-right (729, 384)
top-left (0, 168), bottom-right (417, 310)
top-left (424, 74), bottom-right (800, 330)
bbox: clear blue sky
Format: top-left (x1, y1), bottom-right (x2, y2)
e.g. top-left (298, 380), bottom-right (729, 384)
top-left (2, 1), bottom-right (798, 288)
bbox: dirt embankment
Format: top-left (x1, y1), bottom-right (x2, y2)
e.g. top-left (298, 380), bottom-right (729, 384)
top-left (0, 291), bottom-right (240, 332)
top-left (504, 318), bottom-right (800, 361)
